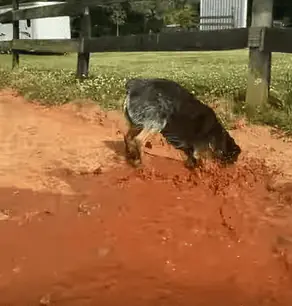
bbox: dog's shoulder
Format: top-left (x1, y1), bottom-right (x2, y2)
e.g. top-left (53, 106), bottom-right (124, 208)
top-left (125, 78), bottom-right (179, 91)
top-left (125, 78), bottom-right (148, 91)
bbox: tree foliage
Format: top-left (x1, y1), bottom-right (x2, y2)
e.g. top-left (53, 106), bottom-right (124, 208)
top-left (164, 4), bottom-right (199, 29)
top-left (110, 4), bottom-right (127, 36)
top-left (130, 0), bottom-right (168, 18)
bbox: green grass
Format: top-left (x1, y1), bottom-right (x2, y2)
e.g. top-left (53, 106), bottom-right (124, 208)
top-left (0, 50), bottom-right (292, 132)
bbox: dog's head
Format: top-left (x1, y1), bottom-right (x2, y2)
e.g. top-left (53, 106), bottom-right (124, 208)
top-left (210, 127), bottom-right (241, 165)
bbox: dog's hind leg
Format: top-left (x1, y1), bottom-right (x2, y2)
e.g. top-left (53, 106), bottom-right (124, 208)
top-left (124, 126), bottom-right (152, 167)
top-left (124, 125), bottom-right (142, 166)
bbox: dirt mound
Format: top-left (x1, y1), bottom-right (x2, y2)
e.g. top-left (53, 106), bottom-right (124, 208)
top-left (0, 92), bottom-right (126, 194)
top-left (59, 99), bottom-right (127, 131)
top-left (1, 91), bottom-right (292, 305)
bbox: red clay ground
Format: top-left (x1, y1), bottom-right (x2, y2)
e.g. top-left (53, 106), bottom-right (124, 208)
top-left (0, 89), bottom-right (292, 305)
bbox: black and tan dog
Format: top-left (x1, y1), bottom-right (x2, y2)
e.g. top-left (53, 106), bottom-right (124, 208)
top-left (123, 78), bottom-right (241, 169)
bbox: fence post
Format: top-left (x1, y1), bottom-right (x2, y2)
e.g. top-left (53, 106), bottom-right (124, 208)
top-left (245, 0), bottom-right (274, 113)
top-left (76, 6), bottom-right (91, 79)
top-left (12, 0), bottom-right (19, 69)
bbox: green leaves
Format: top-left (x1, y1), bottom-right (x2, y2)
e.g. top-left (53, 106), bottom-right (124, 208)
top-left (110, 4), bottom-right (127, 26)
top-left (0, 50), bottom-right (292, 132)
top-left (110, 4), bottom-right (127, 36)
top-left (164, 4), bottom-right (199, 29)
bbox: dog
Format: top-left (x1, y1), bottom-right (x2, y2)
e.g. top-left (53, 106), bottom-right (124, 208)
top-left (123, 77), bottom-right (241, 169)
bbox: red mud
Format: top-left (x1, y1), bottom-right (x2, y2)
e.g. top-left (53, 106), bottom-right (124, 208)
top-left (0, 90), bottom-right (292, 305)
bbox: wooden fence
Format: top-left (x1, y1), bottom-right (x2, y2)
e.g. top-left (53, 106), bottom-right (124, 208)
top-left (0, 0), bottom-right (291, 109)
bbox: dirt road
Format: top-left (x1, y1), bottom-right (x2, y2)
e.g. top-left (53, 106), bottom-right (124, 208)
top-left (0, 90), bottom-right (292, 305)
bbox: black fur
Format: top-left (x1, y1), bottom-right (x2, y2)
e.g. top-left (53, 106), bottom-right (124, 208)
top-left (124, 78), bottom-right (241, 168)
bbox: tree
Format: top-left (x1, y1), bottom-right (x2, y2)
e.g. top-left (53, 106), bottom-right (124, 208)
top-left (164, 4), bottom-right (199, 29)
top-left (129, 0), bottom-right (169, 32)
top-left (110, 4), bottom-right (127, 36)
top-left (167, 0), bottom-right (189, 10)
top-left (130, 0), bottom-right (167, 18)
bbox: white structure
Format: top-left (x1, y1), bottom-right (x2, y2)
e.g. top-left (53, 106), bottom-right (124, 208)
top-left (0, 1), bottom-right (71, 41)
top-left (200, 0), bottom-right (248, 30)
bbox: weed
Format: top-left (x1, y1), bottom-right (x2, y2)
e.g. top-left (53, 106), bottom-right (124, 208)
top-left (0, 50), bottom-right (291, 132)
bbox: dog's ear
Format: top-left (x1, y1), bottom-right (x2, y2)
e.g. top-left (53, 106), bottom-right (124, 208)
top-left (211, 129), bottom-right (241, 164)
top-left (209, 127), bottom-right (228, 157)
top-left (223, 135), bottom-right (241, 163)
top-left (226, 135), bottom-right (241, 154)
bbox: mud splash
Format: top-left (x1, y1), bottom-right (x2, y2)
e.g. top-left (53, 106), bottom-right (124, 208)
top-left (29, 154), bottom-right (291, 306)
top-left (135, 155), bottom-right (277, 195)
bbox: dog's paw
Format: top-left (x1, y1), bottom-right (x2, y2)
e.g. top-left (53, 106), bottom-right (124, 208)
top-left (127, 156), bottom-right (142, 168)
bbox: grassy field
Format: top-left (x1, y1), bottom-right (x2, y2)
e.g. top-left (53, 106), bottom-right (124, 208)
top-left (0, 50), bottom-right (292, 132)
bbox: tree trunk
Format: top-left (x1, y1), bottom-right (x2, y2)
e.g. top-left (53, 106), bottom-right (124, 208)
top-left (116, 23), bottom-right (119, 36)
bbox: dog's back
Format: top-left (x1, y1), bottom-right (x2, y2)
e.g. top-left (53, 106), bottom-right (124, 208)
top-left (125, 78), bottom-right (218, 145)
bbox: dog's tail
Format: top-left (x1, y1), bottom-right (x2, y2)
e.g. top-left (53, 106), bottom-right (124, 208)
top-left (123, 91), bottom-right (138, 127)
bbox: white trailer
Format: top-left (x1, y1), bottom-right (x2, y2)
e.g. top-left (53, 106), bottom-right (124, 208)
top-left (0, 1), bottom-right (71, 41)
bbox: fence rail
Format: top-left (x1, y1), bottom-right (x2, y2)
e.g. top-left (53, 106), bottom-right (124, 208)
top-left (0, 3), bottom-right (82, 22)
top-left (263, 28), bottom-right (292, 53)
top-left (10, 39), bottom-right (79, 53)
top-left (85, 28), bottom-right (248, 52)
top-left (0, 0), bottom-right (126, 23)
top-left (0, 40), bottom-right (10, 52)
top-left (0, 29), bottom-right (248, 53)
top-left (0, 0), bottom-right (290, 108)
top-left (1, 27), bottom-right (290, 55)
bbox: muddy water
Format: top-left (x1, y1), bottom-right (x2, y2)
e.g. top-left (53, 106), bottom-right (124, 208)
top-left (0, 155), bottom-right (292, 305)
